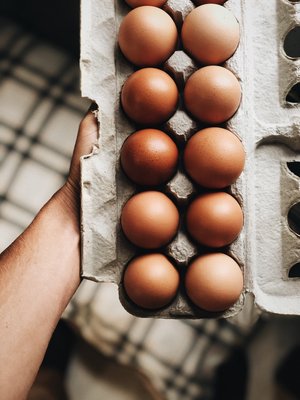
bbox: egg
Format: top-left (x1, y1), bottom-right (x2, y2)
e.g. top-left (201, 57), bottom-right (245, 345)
top-left (185, 253), bottom-right (243, 312)
top-left (125, 0), bottom-right (167, 7)
top-left (121, 68), bottom-right (179, 126)
top-left (184, 66), bottom-right (241, 124)
top-left (121, 191), bottom-right (179, 248)
top-left (186, 192), bottom-right (243, 247)
top-left (181, 5), bottom-right (239, 65)
top-left (193, 0), bottom-right (226, 4)
top-left (120, 129), bottom-right (178, 186)
top-left (184, 127), bottom-right (245, 188)
top-left (123, 253), bottom-right (180, 309)
top-left (118, 6), bottom-right (178, 66)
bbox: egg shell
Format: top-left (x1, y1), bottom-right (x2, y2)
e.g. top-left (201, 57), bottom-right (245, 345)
top-left (118, 6), bottom-right (178, 67)
top-left (183, 127), bottom-right (245, 188)
top-left (120, 129), bottom-right (179, 186)
top-left (121, 68), bottom-right (179, 126)
top-left (125, 0), bottom-right (167, 7)
top-left (123, 253), bottom-right (180, 309)
top-left (121, 191), bottom-right (180, 249)
top-left (185, 253), bottom-right (243, 312)
top-left (181, 4), bottom-right (240, 65)
top-left (184, 66), bottom-right (241, 124)
top-left (186, 192), bottom-right (243, 247)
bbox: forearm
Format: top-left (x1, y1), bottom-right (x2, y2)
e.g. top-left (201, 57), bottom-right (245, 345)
top-left (0, 186), bottom-right (81, 399)
top-left (0, 106), bottom-right (98, 399)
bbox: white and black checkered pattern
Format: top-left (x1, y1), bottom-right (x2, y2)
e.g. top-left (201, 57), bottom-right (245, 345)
top-left (0, 18), bottom-right (255, 400)
top-left (66, 281), bottom-right (255, 400)
top-left (0, 17), bottom-right (90, 251)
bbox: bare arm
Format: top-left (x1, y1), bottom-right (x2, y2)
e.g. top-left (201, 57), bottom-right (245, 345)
top-left (0, 108), bottom-right (98, 400)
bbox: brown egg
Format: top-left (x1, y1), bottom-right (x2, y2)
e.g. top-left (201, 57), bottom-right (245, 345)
top-left (185, 253), bottom-right (243, 312)
top-left (124, 253), bottom-right (180, 309)
top-left (120, 129), bottom-right (178, 186)
top-left (186, 192), bottom-right (243, 247)
top-left (121, 68), bottom-right (179, 126)
top-left (181, 5), bottom-right (239, 65)
top-left (184, 66), bottom-right (241, 124)
top-left (118, 6), bottom-right (178, 66)
top-left (193, 0), bottom-right (226, 4)
top-left (125, 0), bottom-right (167, 7)
top-left (121, 191), bottom-right (179, 248)
top-left (184, 127), bottom-right (245, 188)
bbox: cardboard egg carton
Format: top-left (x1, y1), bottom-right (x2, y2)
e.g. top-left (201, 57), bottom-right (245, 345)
top-left (80, 0), bottom-right (300, 317)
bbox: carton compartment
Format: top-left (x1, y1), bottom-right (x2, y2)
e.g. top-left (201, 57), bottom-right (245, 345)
top-left (286, 83), bottom-right (300, 103)
top-left (283, 25), bottom-right (300, 59)
top-left (289, 262), bottom-right (300, 277)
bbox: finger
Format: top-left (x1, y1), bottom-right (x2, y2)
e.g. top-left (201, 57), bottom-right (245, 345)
top-left (69, 103), bottom-right (99, 185)
top-left (74, 103), bottom-right (99, 160)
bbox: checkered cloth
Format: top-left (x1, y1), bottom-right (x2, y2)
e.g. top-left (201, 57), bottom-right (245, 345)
top-left (66, 281), bottom-right (258, 400)
top-left (0, 18), bottom-right (258, 400)
top-left (0, 17), bottom-right (90, 250)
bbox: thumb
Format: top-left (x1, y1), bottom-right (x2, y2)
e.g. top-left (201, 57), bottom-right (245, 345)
top-left (68, 103), bottom-right (99, 191)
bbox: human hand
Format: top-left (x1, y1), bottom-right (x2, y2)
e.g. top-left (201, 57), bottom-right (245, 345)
top-left (0, 103), bottom-right (99, 399)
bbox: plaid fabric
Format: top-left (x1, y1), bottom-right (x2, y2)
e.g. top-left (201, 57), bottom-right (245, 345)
top-left (66, 281), bottom-right (254, 400)
top-left (0, 18), bottom-right (256, 400)
top-left (0, 17), bottom-right (90, 252)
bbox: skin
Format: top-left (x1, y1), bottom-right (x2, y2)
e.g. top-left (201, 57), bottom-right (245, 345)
top-left (0, 107), bottom-right (98, 400)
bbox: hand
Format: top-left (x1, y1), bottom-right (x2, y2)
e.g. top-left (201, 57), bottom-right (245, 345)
top-left (0, 103), bottom-right (99, 399)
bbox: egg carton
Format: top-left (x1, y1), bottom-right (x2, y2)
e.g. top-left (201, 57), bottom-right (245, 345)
top-left (80, 0), bottom-right (300, 317)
